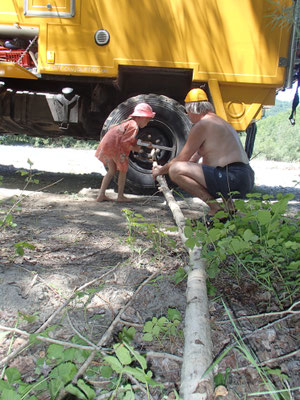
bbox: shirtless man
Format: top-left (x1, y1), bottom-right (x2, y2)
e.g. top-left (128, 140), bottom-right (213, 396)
top-left (152, 88), bottom-right (254, 217)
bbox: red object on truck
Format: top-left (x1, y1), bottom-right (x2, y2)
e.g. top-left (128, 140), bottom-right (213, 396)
top-left (0, 48), bottom-right (34, 67)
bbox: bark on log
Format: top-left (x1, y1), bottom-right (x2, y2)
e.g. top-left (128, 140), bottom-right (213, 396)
top-left (155, 173), bottom-right (214, 399)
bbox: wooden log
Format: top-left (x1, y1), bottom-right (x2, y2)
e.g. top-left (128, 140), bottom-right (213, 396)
top-left (154, 170), bottom-right (214, 399)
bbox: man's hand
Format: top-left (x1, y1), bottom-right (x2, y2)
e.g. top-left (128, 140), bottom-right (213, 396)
top-left (152, 164), bottom-right (164, 179)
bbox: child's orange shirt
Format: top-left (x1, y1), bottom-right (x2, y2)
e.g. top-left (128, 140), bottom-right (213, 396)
top-left (95, 119), bottom-right (138, 172)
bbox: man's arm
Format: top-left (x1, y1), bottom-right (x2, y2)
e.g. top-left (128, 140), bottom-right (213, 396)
top-left (189, 151), bottom-right (201, 163)
top-left (152, 123), bottom-right (205, 177)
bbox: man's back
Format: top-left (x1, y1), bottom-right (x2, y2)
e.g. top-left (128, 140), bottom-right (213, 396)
top-left (193, 113), bottom-right (249, 167)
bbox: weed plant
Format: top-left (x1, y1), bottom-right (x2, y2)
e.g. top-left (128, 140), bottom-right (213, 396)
top-left (122, 208), bottom-right (177, 253)
top-left (184, 193), bottom-right (300, 307)
top-left (0, 309), bottom-right (183, 399)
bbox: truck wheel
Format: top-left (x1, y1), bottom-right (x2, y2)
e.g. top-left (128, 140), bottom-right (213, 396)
top-left (245, 122), bottom-right (257, 159)
top-left (101, 94), bottom-right (192, 194)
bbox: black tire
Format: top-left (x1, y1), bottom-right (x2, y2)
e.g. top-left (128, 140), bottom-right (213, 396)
top-left (245, 122), bottom-right (257, 159)
top-left (101, 94), bottom-right (192, 194)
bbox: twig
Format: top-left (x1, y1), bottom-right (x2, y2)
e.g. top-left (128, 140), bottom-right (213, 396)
top-left (35, 178), bottom-right (63, 192)
top-left (94, 293), bottom-right (116, 317)
top-left (226, 349), bottom-right (300, 373)
top-left (95, 385), bottom-right (140, 400)
top-left (217, 300), bottom-right (300, 323)
top-left (0, 325), bottom-right (96, 351)
top-left (0, 264), bottom-right (119, 367)
top-left (119, 318), bottom-right (143, 328)
top-left (147, 350), bottom-right (183, 363)
top-left (66, 312), bottom-right (106, 355)
top-left (17, 265), bottom-right (65, 299)
top-left (124, 373), bottom-right (151, 398)
top-left (0, 176), bottom-right (64, 232)
top-left (242, 314), bottom-right (294, 341)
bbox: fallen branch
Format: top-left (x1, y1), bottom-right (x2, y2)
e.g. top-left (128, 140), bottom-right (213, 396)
top-left (154, 170), bottom-right (213, 400)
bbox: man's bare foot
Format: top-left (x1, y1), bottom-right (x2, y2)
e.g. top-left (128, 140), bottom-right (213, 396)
top-left (117, 195), bottom-right (131, 203)
top-left (96, 195), bottom-right (113, 202)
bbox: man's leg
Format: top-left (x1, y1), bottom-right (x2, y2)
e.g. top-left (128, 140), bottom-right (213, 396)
top-left (168, 161), bottom-right (222, 216)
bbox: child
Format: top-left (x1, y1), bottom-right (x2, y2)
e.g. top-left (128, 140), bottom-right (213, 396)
top-left (95, 103), bottom-right (155, 202)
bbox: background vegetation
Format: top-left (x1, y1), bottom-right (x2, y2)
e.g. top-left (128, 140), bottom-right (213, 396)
top-left (0, 99), bottom-right (299, 162)
top-left (252, 100), bottom-right (300, 162)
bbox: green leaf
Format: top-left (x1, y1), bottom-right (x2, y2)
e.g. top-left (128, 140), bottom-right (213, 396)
top-left (184, 225), bottom-right (193, 238)
top-left (5, 367), bottom-right (21, 384)
top-left (0, 380), bottom-right (11, 391)
top-left (114, 344), bottom-right (132, 365)
top-left (168, 308), bottom-right (182, 322)
top-left (143, 321), bottom-right (153, 333)
top-left (256, 210), bottom-right (272, 225)
top-left (47, 344), bottom-right (64, 360)
top-left (49, 362), bottom-right (77, 384)
top-left (124, 344), bottom-right (147, 370)
top-left (208, 228), bottom-right (222, 241)
top-left (230, 238), bottom-right (249, 253)
top-left (49, 378), bottom-right (64, 398)
top-left (123, 366), bottom-right (147, 383)
top-left (174, 267), bottom-right (187, 284)
top-left (100, 365), bottom-right (113, 378)
top-left (284, 241), bottom-right (299, 250)
top-left (77, 379), bottom-right (96, 400)
top-left (63, 348), bottom-right (76, 361)
top-left (65, 383), bottom-right (87, 399)
top-left (123, 390), bottom-right (135, 400)
top-left (152, 325), bottom-right (161, 336)
top-left (184, 237), bottom-right (196, 249)
top-left (158, 316), bottom-right (168, 326)
top-left (1, 389), bottom-right (21, 399)
top-left (207, 261), bottom-right (220, 279)
top-left (142, 333), bottom-right (153, 342)
top-left (243, 229), bottom-right (258, 242)
top-left (103, 356), bottom-right (123, 373)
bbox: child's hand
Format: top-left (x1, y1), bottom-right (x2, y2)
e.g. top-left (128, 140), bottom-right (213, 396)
top-left (146, 142), bottom-right (153, 148)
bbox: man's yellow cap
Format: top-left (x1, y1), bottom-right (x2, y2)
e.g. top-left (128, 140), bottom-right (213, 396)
top-left (185, 88), bottom-right (208, 103)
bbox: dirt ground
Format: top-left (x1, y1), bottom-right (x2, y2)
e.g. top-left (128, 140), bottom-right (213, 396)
top-left (0, 146), bottom-right (299, 399)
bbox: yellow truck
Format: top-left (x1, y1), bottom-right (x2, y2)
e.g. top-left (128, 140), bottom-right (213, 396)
top-left (0, 0), bottom-right (299, 192)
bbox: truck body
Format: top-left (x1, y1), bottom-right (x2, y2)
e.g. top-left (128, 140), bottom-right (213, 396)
top-left (0, 0), bottom-right (299, 192)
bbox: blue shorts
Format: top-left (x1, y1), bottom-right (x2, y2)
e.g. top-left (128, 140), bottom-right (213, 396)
top-left (202, 162), bottom-right (255, 199)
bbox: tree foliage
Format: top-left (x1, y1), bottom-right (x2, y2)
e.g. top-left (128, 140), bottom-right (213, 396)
top-left (254, 101), bottom-right (300, 161)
